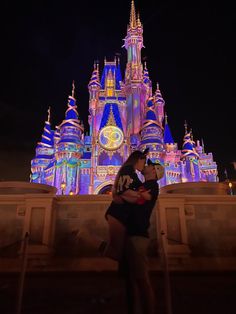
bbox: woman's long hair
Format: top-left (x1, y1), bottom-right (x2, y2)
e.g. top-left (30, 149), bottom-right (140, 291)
top-left (112, 150), bottom-right (147, 196)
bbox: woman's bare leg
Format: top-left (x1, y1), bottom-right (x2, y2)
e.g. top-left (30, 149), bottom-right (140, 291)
top-left (104, 215), bottom-right (126, 261)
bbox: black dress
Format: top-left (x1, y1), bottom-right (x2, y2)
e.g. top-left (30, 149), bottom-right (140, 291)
top-left (105, 165), bottom-right (143, 226)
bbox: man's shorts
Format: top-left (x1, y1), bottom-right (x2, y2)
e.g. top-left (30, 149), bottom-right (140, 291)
top-left (125, 236), bottom-right (150, 280)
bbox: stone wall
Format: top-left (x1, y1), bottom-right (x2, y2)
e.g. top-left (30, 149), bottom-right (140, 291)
top-left (0, 181), bottom-right (236, 271)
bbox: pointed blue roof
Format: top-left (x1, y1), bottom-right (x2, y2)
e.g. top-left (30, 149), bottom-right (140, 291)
top-left (65, 96), bottom-right (78, 120)
top-left (140, 96), bottom-right (164, 148)
top-left (37, 121), bottom-right (54, 149)
top-left (181, 132), bottom-right (199, 159)
top-left (146, 110), bottom-right (157, 121)
top-left (143, 63), bottom-right (150, 85)
top-left (60, 91), bottom-right (83, 131)
top-left (147, 98), bottom-right (154, 107)
top-left (164, 123), bottom-right (174, 144)
top-left (88, 64), bottom-right (101, 88)
top-left (143, 98), bottom-right (162, 128)
top-left (154, 82), bottom-right (165, 105)
top-left (99, 103), bottom-right (123, 130)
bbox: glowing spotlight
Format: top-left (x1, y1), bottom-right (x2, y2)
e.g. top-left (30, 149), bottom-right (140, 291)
top-left (61, 182), bottom-right (66, 195)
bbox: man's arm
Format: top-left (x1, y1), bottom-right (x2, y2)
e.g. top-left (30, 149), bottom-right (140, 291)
top-left (121, 189), bottom-right (151, 203)
top-left (121, 189), bottom-right (139, 203)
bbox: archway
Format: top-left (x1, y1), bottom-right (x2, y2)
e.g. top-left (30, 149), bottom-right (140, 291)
top-left (98, 184), bottom-right (113, 195)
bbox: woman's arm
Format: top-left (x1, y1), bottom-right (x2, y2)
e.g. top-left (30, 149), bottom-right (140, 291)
top-left (112, 188), bottom-right (124, 204)
top-left (121, 189), bottom-right (151, 203)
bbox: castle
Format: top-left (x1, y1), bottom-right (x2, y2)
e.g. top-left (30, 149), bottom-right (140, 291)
top-left (30, 1), bottom-right (218, 195)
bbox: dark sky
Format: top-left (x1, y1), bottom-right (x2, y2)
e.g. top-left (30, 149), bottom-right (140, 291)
top-left (0, 0), bottom-right (235, 181)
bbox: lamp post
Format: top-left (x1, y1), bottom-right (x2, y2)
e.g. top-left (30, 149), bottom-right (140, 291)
top-left (228, 182), bottom-right (233, 195)
top-left (61, 182), bottom-right (66, 195)
top-left (16, 232), bottom-right (29, 314)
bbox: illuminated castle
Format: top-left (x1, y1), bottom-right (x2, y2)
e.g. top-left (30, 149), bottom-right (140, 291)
top-left (30, 1), bottom-right (218, 195)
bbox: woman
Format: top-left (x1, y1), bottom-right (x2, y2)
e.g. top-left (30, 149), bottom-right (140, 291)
top-left (101, 149), bottom-right (151, 261)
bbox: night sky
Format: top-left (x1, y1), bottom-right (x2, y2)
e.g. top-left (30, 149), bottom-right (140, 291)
top-left (0, 0), bottom-right (235, 181)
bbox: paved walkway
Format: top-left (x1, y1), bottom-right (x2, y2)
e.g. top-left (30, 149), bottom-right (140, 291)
top-left (0, 270), bottom-right (235, 314)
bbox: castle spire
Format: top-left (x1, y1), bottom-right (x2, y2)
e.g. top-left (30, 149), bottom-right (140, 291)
top-left (124, 1), bottom-right (144, 134)
top-left (181, 125), bottom-right (199, 160)
top-left (143, 62), bottom-right (150, 85)
top-left (47, 106), bottom-right (51, 123)
top-left (139, 97), bottom-right (164, 157)
top-left (165, 112), bottom-right (168, 125)
top-left (60, 83), bottom-right (83, 133)
top-left (190, 128), bottom-right (193, 140)
top-left (37, 109), bottom-right (54, 149)
top-left (201, 138), bottom-right (205, 153)
top-left (164, 112), bottom-right (174, 144)
top-left (184, 120), bottom-right (188, 134)
top-left (137, 12), bottom-right (142, 27)
top-left (72, 80), bottom-right (75, 98)
top-left (129, 0), bottom-right (137, 29)
top-left (107, 105), bottom-right (116, 126)
top-left (31, 109), bottom-right (55, 184)
top-left (88, 61), bottom-right (101, 88)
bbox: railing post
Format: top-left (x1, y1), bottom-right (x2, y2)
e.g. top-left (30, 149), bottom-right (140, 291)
top-left (160, 230), bottom-right (173, 314)
top-left (16, 232), bottom-right (29, 314)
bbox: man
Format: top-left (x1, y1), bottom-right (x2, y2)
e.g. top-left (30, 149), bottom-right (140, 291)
top-left (124, 159), bottom-right (164, 314)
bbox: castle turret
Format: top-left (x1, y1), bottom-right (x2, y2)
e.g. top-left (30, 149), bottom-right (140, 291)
top-left (154, 82), bottom-right (165, 125)
top-left (139, 97), bottom-right (164, 160)
top-left (59, 82), bottom-right (84, 144)
top-left (143, 62), bottom-right (152, 88)
top-left (124, 0), bottom-right (144, 136)
top-left (163, 113), bottom-right (177, 152)
top-left (55, 82), bottom-right (84, 194)
top-left (88, 62), bottom-right (101, 136)
top-left (88, 62), bottom-right (101, 109)
top-left (31, 107), bottom-right (54, 184)
top-left (142, 61), bottom-right (153, 103)
top-left (181, 122), bottom-right (200, 182)
top-left (181, 123), bottom-right (199, 160)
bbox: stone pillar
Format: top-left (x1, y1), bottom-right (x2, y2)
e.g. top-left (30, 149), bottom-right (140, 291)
top-left (21, 195), bottom-right (55, 256)
top-left (157, 195), bottom-right (191, 265)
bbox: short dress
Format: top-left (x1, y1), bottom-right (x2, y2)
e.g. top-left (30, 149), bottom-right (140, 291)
top-left (105, 165), bottom-right (143, 226)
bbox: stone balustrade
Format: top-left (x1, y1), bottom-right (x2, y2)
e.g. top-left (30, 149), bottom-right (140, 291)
top-left (0, 181), bottom-right (235, 271)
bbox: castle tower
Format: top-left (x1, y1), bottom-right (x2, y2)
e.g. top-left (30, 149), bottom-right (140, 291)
top-left (154, 82), bottom-right (165, 125)
top-left (181, 122), bottom-right (200, 182)
top-left (139, 97), bottom-right (164, 159)
top-left (143, 62), bottom-right (152, 100)
top-left (31, 107), bottom-right (54, 184)
top-left (124, 0), bottom-right (145, 139)
top-left (88, 62), bottom-right (101, 137)
top-left (54, 82), bottom-right (84, 195)
top-left (163, 113), bottom-right (178, 153)
top-left (86, 57), bottom-right (129, 194)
